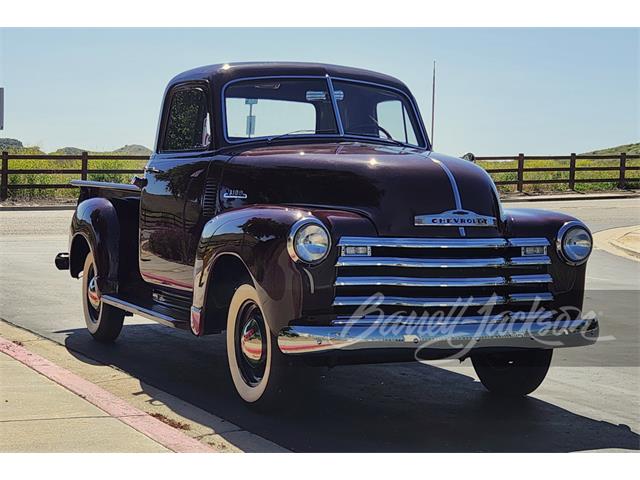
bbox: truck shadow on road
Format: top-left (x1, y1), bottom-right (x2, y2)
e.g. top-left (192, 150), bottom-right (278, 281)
top-left (61, 324), bottom-right (640, 452)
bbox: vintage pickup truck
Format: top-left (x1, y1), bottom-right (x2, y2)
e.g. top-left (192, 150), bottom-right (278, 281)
top-left (55, 62), bottom-right (598, 407)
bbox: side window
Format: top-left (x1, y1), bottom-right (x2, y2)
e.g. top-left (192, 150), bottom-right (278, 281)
top-left (163, 87), bottom-right (210, 151)
top-left (376, 100), bottom-right (418, 145)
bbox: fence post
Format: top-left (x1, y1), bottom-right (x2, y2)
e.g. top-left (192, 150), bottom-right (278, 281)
top-left (81, 151), bottom-right (88, 181)
top-left (516, 153), bottom-right (525, 192)
top-left (618, 152), bottom-right (627, 189)
top-left (1, 151), bottom-right (8, 201)
top-left (569, 153), bottom-right (576, 190)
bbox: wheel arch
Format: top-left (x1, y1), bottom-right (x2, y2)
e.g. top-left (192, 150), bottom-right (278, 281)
top-left (69, 197), bottom-right (121, 294)
top-left (201, 253), bottom-right (254, 335)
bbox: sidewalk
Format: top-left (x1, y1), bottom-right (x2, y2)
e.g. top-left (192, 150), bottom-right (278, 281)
top-left (610, 226), bottom-right (640, 258)
top-left (0, 320), bottom-right (288, 453)
top-left (1, 350), bottom-right (169, 452)
top-left (593, 224), bottom-right (640, 261)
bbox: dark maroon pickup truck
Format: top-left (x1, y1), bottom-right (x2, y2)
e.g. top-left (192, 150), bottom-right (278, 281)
top-left (55, 62), bottom-right (598, 408)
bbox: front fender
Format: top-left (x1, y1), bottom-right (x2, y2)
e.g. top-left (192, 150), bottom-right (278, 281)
top-left (70, 197), bottom-right (121, 294)
top-left (503, 207), bottom-right (590, 307)
top-left (193, 205), bottom-right (376, 333)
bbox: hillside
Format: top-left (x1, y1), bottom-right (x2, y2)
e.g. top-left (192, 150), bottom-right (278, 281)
top-left (49, 144), bottom-right (152, 156)
top-left (583, 142), bottom-right (640, 156)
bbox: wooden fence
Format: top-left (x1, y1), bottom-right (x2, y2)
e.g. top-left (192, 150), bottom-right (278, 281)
top-left (1, 151), bottom-right (639, 200)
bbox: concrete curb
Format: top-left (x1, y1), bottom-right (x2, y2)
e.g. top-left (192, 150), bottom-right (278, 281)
top-left (593, 225), bottom-right (640, 262)
top-left (0, 319), bottom-right (290, 453)
top-left (0, 205), bottom-right (76, 211)
top-left (0, 336), bottom-right (217, 453)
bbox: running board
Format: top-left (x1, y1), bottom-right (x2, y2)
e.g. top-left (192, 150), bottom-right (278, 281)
top-left (101, 294), bottom-right (190, 330)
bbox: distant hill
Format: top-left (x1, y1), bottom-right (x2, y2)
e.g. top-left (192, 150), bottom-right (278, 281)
top-left (0, 139), bottom-right (152, 156)
top-left (112, 144), bottom-right (152, 156)
top-left (50, 146), bottom-right (84, 155)
top-left (49, 144), bottom-right (152, 156)
top-left (0, 138), bottom-right (24, 150)
top-left (583, 142), bottom-right (640, 156)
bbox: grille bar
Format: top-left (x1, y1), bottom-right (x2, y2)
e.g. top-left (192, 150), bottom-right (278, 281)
top-left (335, 274), bottom-right (552, 287)
top-left (338, 236), bottom-right (550, 249)
top-left (333, 293), bottom-right (554, 307)
top-left (335, 255), bottom-right (551, 268)
top-left (331, 311), bottom-right (556, 327)
top-left (333, 296), bottom-right (507, 307)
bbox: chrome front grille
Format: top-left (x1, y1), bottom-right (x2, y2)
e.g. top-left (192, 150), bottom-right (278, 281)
top-left (333, 236), bottom-right (553, 315)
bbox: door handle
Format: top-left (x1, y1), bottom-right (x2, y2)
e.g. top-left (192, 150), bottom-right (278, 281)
top-left (131, 175), bottom-right (148, 189)
top-left (144, 166), bottom-right (161, 174)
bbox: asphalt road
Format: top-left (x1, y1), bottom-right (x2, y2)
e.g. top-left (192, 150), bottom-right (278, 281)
top-left (1, 198), bottom-right (639, 452)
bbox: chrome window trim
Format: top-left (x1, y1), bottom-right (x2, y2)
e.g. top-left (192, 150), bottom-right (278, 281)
top-left (220, 74), bottom-right (429, 147)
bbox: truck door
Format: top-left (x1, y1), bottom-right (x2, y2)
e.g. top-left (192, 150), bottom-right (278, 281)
top-left (139, 83), bottom-right (212, 292)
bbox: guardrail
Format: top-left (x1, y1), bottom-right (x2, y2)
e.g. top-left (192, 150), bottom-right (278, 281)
top-left (1, 151), bottom-right (639, 200)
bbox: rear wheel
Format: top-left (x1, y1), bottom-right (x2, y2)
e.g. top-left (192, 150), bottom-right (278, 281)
top-left (226, 284), bottom-right (290, 409)
top-left (471, 349), bottom-right (553, 396)
top-left (81, 252), bottom-right (124, 343)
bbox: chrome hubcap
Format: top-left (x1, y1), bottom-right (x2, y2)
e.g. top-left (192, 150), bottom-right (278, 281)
top-left (240, 318), bottom-right (263, 364)
top-left (87, 274), bottom-right (101, 310)
top-left (235, 302), bottom-right (267, 387)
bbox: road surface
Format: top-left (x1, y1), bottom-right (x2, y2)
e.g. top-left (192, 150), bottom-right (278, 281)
top-left (1, 198), bottom-right (639, 452)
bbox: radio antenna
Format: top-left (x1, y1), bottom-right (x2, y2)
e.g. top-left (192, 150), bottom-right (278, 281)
top-left (430, 60), bottom-right (436, 149)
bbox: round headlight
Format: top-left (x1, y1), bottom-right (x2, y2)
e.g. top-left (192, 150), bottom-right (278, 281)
top-left (288, 219), bottom-right (331, 264)
top-left (557, 222), bottom-right (592, 265)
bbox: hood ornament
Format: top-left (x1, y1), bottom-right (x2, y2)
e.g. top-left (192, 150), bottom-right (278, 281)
top-left (415, 209), bottom-right (496, 227)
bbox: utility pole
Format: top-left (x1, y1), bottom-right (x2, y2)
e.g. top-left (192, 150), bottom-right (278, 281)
top-left (430, 61), bottom-right (436, 148)
top-left (0, 87), bottom-right (4, 130)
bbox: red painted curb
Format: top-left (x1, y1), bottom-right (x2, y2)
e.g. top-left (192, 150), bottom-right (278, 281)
top-left (0, 337), bottom-right (217, 453)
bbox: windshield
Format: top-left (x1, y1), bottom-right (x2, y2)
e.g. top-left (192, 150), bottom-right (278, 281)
top-left (223, 77), bottom-right (425, 147)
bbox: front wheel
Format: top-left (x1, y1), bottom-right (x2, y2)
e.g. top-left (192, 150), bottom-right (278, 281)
top-left (81, 252), bottom-right (124, 343)
top-left (471, 349), bottom-right (553, 396)
top-left (226, 284), bottom-right (290, 409)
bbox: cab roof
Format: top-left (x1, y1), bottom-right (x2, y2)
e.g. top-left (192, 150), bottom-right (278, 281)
top-left (168, 62), bottom-right (411, 93)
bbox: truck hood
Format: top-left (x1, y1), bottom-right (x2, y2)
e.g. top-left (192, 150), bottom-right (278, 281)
top-left (220, 142), bottom-right (502, 237)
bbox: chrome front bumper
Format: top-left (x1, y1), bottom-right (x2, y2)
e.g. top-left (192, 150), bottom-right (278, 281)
top-left (277, 316), bottom-right (599, 356)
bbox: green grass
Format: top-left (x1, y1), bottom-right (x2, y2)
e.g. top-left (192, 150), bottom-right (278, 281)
top-left (2, 144), bottom-right (639, 200)
top-left (477, 156), bottom-right (639, 194)
top-left (4, 148), bottom-right (146, 200)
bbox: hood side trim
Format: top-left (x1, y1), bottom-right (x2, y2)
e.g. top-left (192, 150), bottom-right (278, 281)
top-left (431, 159), bottom-right (466, 237)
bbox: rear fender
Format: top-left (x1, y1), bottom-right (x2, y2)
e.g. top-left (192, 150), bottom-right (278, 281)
top-left (69, 197), bottom-right (121, 294)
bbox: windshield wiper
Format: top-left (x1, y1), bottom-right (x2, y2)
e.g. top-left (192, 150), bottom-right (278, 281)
top-left (266, 129), bottom-right (336, 143)
top-left (366, 115), bottom-right (412, 149)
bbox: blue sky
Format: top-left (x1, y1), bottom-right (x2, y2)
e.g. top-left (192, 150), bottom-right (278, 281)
top-left (0, 28), bottom-right (637, 155)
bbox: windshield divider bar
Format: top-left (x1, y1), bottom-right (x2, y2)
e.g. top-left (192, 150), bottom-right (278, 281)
top-left (326, 75), bottom-right (345, 136)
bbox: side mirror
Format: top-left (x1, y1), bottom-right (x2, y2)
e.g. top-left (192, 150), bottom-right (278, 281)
top-left (462, 152), bottom-right (476, 163)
